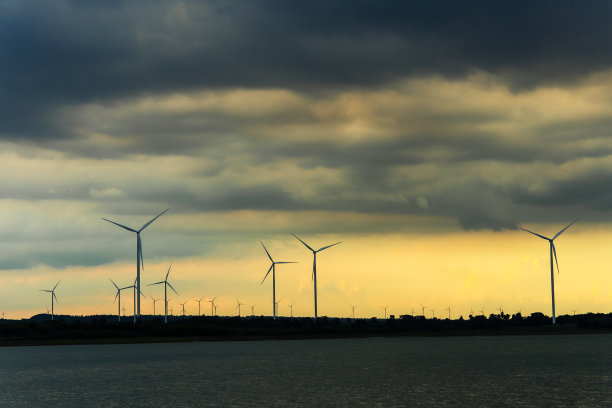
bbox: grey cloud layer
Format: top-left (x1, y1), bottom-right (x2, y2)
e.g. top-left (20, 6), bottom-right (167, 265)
top-left (3, 0), bottom-right (612, 139)
top-left (1, 0), bottom-right (612, 263)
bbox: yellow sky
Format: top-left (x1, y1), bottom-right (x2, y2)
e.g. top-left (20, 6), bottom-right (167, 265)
top-left (2, 220), bottom-right (610, 320)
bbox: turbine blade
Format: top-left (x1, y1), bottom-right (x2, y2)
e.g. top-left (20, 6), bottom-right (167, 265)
top-left (261, 264), bottom-right (273, 285)
top-left (552, 242), bottom-right (560, 274)
top-left (519, 227), bottom-right (550, 241)
top-left (147, 281), bottom-right (164, 286)
top-left (552, 219), bottom-right (577, 240)
top-left (275, 261), bottom-right (298, 264)
top-left (317, 242), bottom-right (342, 252)
top-left (260, 242), bottom-right (274, 262)
top-left (40, 290), bottom-right (51, 292)
top-left (53, 292), bottom-right (58, 303)
top-left (101, 218), bottom-right (137, 232)
top-left (292, 234), bottom-right (314, 252)
top-left (53, 280), bottom-right (61, 290)
top-left (109, 278), bottom-right (119, 290)
top-left (113, 291), bottom-right (119, 304)
top-left (138, 208), bottom-right (169, 232)
top-left (167, 282), bottom-right (179, 295)
top-left (166, 263), bottom-right (172, 280)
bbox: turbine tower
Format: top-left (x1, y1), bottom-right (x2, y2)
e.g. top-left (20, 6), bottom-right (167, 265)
top-left (250, 305), bottom-right (255, 315)
top-left (445, 306), bottom-right (451, 320)
top-left (289, 303), bottom-right (294, 317)
top-left (351, 305), bottom-right (357, 319)
top-left (148, 264), bottom-right (178, 324)
top-left (102, 208), bottom-right (168, 318)
top-left (260, 242), bottom-right (297, 319)
top-left (292, 234), bottom-right (341, 319)
top-left (39, 281), bottom-right (60, 320)
top-left (382, 305), bottom-right (388, 319)
top-left (521, 219), bottom-right (576, 325)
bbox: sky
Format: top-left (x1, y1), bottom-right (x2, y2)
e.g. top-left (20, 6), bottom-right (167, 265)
top-left (2, 1), bottom-right (612, 319)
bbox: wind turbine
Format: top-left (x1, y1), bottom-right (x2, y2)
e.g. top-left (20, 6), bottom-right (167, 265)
top-left (292, 234), bottom-right (341, 319)
top-left (194, 297), bottom-right (205, 316)
top-left (382, 306), bottom-right (388, 319)
top-left (39, 280), bottom-right (60, 320)
top-left (497, 306), bottom-right (504, 317)
top-left (152, 298), bottom-right (160, 316)
top-left (571, 309), bottom-right (577, 316)
top-left (236, 299), bottom-right (245, 317)
top-left (1, 310), bottom-right (4, 319)
top-left (421, 304), bottom-right (426, 317)
top-left (430, 309), bottom-right (435, 319)
top-left (121, 306), bottom-right (126, 316)
top-left (470, 307), bottom-right (474, 316)
top-left (260, 242), bottom-right (297, 319)
top-left (521, 219), bottom-right (576, 325)
top-left (351, 305), bottom-right (357, 319)
top-left (250, 305), bottom-right (255, 316)
top-left (289, 303), bottom-right (294, 317)
top-left (445, 306), bottom-right (451, 320)
top-left (208, 297), bottom-right (217, 316)
top-left (102, 208), bottom-right (168, 318)
top-left (110, 278), bottom-right (131, 322)
top-left (479, 308), bottom-right (484, 316)
top-left (147, 264), bottom-right (178, 324)
top-left (120, 279), bottom-right (140, 324)
top-left (178, 300), bottom-right (188, 317)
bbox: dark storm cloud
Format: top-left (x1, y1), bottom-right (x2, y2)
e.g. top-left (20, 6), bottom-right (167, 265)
top-left (3, 0), bottom-right (612, 140)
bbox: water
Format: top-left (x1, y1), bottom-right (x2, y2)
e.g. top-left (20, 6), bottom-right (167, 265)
top-left (1, 335), bottom-right (611, 407)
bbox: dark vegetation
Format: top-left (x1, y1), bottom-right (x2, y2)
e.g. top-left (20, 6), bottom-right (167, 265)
top-left (2, 312), bottom-right (612, 346)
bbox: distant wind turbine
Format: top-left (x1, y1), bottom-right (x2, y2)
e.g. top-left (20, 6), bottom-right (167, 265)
top-left (421, 304), bottom-right (426, 317)
top-left (430, 309), bottom-right (435, 319)
top-left (102, 208), bottom-right (168, 318)
top-left (250, 305), bottom-right (255, 315)
top-left (445, 306), bottom-right (451, 320)
top-left (208, 297), bottom-right (217, 316)
top-left (152, 298), bottom-right (160, 316)
top-left (521, 219), bottom-right (576, 325)
top-left (292, 234), bottom-right (341, 319)
top-left (39, 280), bottom-right (60, 320)
top-left (260, 242), bottom-right (297, 319)
top-left (147, 264), bottom-right (178, 324)
top-left (110, 278), bottom-right (131, 322)
top-left (178, 300), bottom-right (188, 317)
top-left (571, 309), bottom-right (577, 316)
top-left (470, 307), bottom-right (474, 316)
top-left (194, 297), bottom-right (205, 316)
top-left (289, 303), bottom-right (294, 317)
top-left (351, 305), bottom-right (357, 319)
top-left (274, 299), bottom-right (281, 316)
top-left (1, 310), bottom-right (4, 319)
top-left (236, 299), bottom-right (244, 317)
top-left (121, 306), bottom-right (126, 316)
top-left (382, 306), bottom-right (388, 319)
top-left (497, 306), bottom-right (504, 317)
top-left (479, 308), bottom-right (484, 316)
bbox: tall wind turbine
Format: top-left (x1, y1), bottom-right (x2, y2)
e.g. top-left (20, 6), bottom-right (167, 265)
top-left (382, 306), bottom-right (388, 319)
top-left (250, 305), bottom-right (255, 316)
top-left (521, 219), bottom-right (576, 325)
top-left (292, 234), bottom-right (341, 319)
top-left (260, 242), bottom-right (297, 319)
top-left (351, 305), bottom-right (357, 319)
top-left (148, 264), bottom-right (178, 324)
top-left (40, 281), bottom-right (60, 320)
top-left (102, 208), bottom-right (168, 318)
top-left (445, 306), bottom-right (451, 320)
top-left (289, 303), bottom-right (294, 317)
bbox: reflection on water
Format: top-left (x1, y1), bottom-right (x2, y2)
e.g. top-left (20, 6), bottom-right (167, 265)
top-left (1, 335), bottom-right (611, 407)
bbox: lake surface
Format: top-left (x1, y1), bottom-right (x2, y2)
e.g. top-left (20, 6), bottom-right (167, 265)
top-left (1, 335), bottom-right (611, 407)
